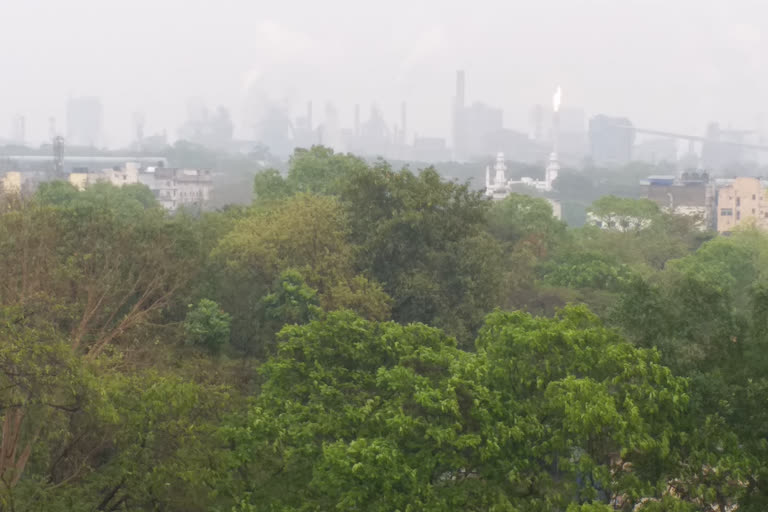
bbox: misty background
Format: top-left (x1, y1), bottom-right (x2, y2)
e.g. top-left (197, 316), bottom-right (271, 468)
top-left (2, 0), bottom-right (766, 147)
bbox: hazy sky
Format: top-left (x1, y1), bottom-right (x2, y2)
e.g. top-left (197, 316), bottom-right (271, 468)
top-left (2, 0), bottom-right (767, 147)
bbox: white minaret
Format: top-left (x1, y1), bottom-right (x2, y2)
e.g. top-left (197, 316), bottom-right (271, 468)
top-left (545, 87), bottom-right (562, 191)
top-left (493, 152), bottom-right (507, 187)
top-left (485, 165), bottom-right (491, 191)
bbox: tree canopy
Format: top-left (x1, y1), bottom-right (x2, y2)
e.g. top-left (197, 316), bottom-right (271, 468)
top-left (0, 147), bottom-right (762, 511)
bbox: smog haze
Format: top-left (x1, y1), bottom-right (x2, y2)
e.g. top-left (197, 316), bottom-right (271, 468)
top-left (2, 0), bottom-right (766, 146)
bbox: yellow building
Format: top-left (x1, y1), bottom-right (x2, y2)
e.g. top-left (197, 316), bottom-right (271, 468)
top-left (716, 177), bottom-right (768, 233)
top-left (68, 172), bottom-right (108, 191)
top-left (1, 172), bottom-right (22, 194)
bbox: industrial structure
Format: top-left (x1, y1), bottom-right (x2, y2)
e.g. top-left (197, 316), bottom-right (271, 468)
top-left (0, 136), bottom-right (210, 212)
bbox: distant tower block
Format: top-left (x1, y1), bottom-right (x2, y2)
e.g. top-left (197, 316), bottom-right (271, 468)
top-left (455, 70), bottom-right (465, 108)
top-left (453, 70), bottom-right (466, 158)
top-left (10, 115), bottom-right (26, 145)
top-left (53, 136), bottom-right (65, 177)
top-left (133, 111), bottom-right (145, 150)
top-left (401, 101), bottom-right (407, 145)
top-left (354, 104), bottom-right (361, 136)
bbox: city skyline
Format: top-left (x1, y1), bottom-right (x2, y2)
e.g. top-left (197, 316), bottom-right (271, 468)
top-left (2, 0), bottom-right (768, 147)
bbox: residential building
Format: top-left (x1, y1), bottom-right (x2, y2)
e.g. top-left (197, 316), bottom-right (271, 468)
top-left (1, 155), bottom-right (167, 175)
top-left (1, 172), bottom-right (22, 194)
top-left (69, 171), bottom-right (107, 191)
top-left (716, 177), bottom-right (768, 233)
top-left (643, 173), bottom-right (714, 229)
top-left (586, 211), bottom-right (652, 231)
top-left (138, 167), bottom-right (212, 211)
top-left (67, 161), bottom-right (212, 211)
top-left (106, 162), bottom-right (140, 186)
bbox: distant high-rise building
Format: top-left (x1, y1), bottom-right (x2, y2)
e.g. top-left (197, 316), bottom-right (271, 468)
top-left (589, 115), bottom-right (634, 166)
top-left (9, 115), bottom-right (25, 145)
top-left (557, 107), bottom-right (587, 158)
top-left (320, 102), bottom-right (344, 153)
top-left (451, 71), bottom-right (504, 160)
top-left (453, 70), bottom-right (466, 159)
top-left (400, 102), bottom-right (407, 145)
top-left (528, 104), bottom-right (544, 141)
top-left (66, 97), bottom-right (103, 147)
top-left (462, 102), bottom-right (503, 159)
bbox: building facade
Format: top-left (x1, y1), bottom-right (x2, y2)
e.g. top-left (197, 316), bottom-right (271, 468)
top-left (643, 173), bottom-right (714, 230)
top-left (1, 172), bottom-right (23, 194)
top-left (66, 97), bottom-right (104, 147)
top-left (67, 162), bottom-right (212, 211)
top-left (716, 177), bottom-right (768, 233)
top-left (589, 115), bottom-right (634, 166)
top-left (138, 167), bottom-right (212, 211)
top-left (484, 152), bottom-right (562, 220)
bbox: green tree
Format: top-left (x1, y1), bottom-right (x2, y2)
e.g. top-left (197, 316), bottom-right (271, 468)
top-left (184, 299), bottom-right (231, 354)
top-left (0, 184), bottom-right (200, 498)
top-left (340, 164), bottom-right (502, 343)
top-left (252, 168), bottom-right (293, 203)
top-left (213, 193), bottom-right (390, 353)
top-left (475, 306), bottom-right (689, 510)
top-left (224, 306), bottom-right (691, 511)
top-left (587, 196), bottom-right (661, 232)
top-left (286, 145), bottom-right (368, 196)
top-left (486, 193), bottom-right (567, 254)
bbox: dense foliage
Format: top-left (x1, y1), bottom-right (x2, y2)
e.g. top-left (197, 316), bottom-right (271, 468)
top-left (0, 146), bottom-right (762, 511)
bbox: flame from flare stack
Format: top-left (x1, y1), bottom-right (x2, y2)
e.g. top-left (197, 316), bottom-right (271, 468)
top-left (553, 86), bottom-right (562, 113)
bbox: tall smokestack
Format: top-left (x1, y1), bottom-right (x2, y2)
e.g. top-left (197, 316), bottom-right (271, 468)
top-left (401, 101), bottom-right (407, 145)
top-left (354, 104), bottom-right (360, 136)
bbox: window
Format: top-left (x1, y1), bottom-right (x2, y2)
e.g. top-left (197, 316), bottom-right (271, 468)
top-left (752, 208), bottom-right (756, 214)
top-left (753, 194), bottom-right (756, 200)
top-left (737, 211), bottom-right (741, 220)
top-left (737, 197), bottom-right (741, 207)
top-left (721, 208), bottom-right (733, 216)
